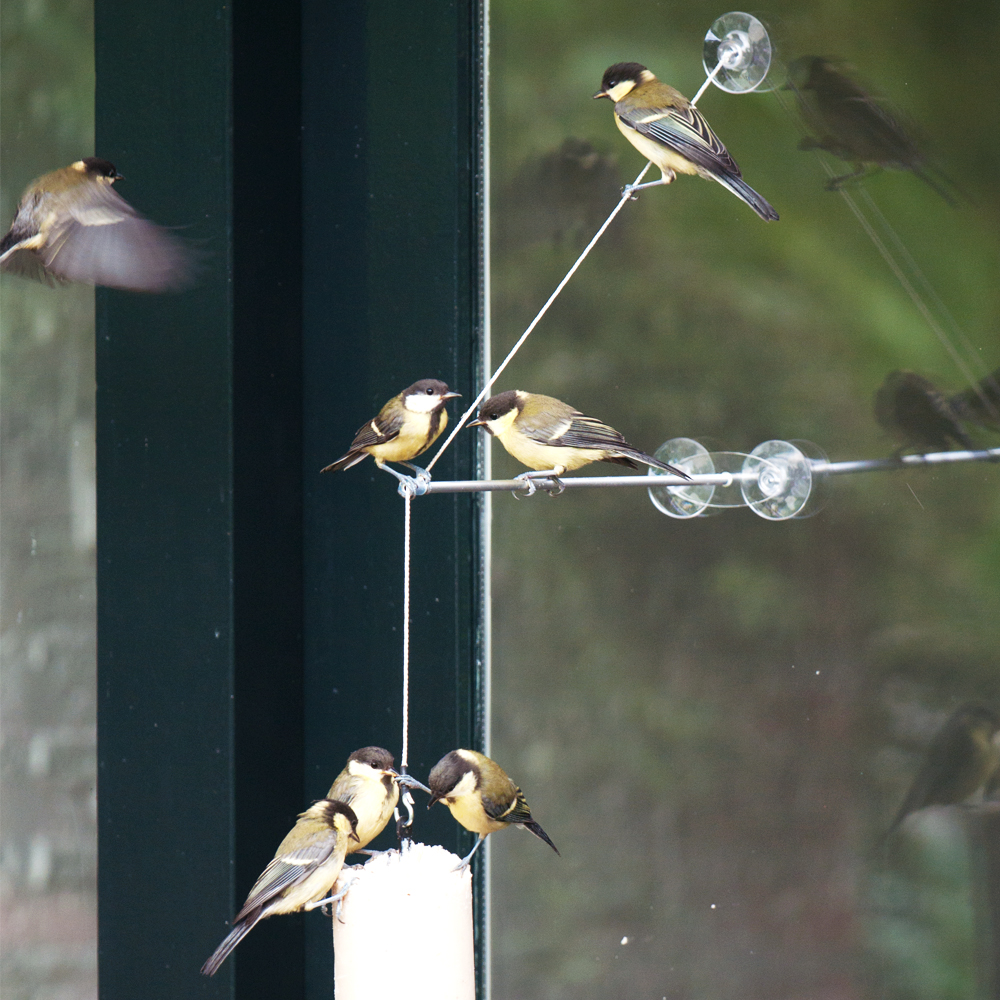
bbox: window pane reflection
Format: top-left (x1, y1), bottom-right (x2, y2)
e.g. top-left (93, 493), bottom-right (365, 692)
top-left (488, 4), bottom-right (1000, 999)
top-left (0, 1), bottom-right (97, 998)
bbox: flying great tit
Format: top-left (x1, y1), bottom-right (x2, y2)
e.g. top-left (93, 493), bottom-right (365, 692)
top-left (593, 62), bottom-right (778, 221)
top-left (200, 799), bottom-right (360, 976)
top-left (321, 379), bottom-right (460, 483)
top-left (469, 390), bottom-right (691, 480)
top-left (887, 704), bottom-right (1000, 838)
top-left (874, 370), bottom-right (974, 454)
top-left (784, 56), bottom-right (956, 203)
top-left (427, 749), bottom-right (559, 868)
top-left (0, 157), bottom-right (195, 291)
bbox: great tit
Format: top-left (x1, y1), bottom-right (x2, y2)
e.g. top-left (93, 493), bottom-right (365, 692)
top-left (888, 704), bottom-right (1000, 837)
top-left (321, 379), bottom-right (460, 483)
top-left (324, 747), bottom-right (400, 852)
top-left (0, 157), bottom-right (195, 291)
top-left (949, 367), bottom-right (1000, 433)
top-left (200, 799), bottom-right (360, 976)
top-left (469, 390), bottom-right (691, 480)
top-left (593, 62), bottom-right (778, 221)
top-left (427, 749), bottom-right (559, 868)
top-left (874, 370), bottom-right (974, 454)
top-left (784, 56), bottom-right (955, 203)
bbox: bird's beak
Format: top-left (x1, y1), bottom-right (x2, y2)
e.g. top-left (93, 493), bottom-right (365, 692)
top-left (467, 418), bottom-right (486, 428)
top-left (113, 172), bottom-right (125, 181)
top-left (384, 768), bottom-right (399, 777)
top-left (427, 794), bottom-right (441, 809)
top-left (593, 90), bottom-right (608, 100)
top-left (349, 830), bottom-right (361, 843)
top-left (443, 391), bottom-right (462, 400)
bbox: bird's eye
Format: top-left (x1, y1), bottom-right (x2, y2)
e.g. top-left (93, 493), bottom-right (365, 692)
top-left (426, 387), bottom-right (435, 394)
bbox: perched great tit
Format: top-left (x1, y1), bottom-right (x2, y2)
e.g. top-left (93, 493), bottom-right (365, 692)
top-left (469, 390), bottom-right (691, 480)
top-left (321, 379), bottom-right (460, 483)
top-left (784, 56), bottom-right (955, 203)
top-left (325, 747), bottom-right (400, 852)
top-left (427, 749), bottom-right (559, 868)
top-left (888, 704), bottom-right (1000, 838)
top-left (0, 157), bottom-right (195, 291)
top-left (874, 370), bottom-right (974, 454)
top-left (593, 62), bottom-right (778, 221)
top-left (949, 367), bottom-right (1000, 434)
top-left (200, 799), bottom-right (360, 976)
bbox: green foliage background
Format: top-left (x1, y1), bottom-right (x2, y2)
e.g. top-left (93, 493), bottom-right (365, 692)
top-left (488, 2), bottom-right (1000, 998)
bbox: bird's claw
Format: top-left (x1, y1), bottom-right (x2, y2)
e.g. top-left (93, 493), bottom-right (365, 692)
top-left (395, 773), bottom-right (432, 795)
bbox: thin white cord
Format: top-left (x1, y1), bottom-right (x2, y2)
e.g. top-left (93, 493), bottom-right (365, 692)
top-left (401, 490), bottom-right (412, 771)
top-left (425, 160), bottom-right (653, 472)
top-left (425, 66), bottom-right (728, 473)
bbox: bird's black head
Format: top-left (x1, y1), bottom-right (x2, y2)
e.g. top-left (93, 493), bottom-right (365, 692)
top-left (81, 157), bottom-right (123, 181)
top-left (595, 62), bottom-right (649, 100)
top-left (323, 799), bottom-right (361, 840)
top-left (427, 749), bottom-right (478, 807)
top-left (348, 746), bottom-right (395, 771)
top-left (470, 390), bottom-right (521, 431)
top-left (400, 379), bottom-right (460, 412)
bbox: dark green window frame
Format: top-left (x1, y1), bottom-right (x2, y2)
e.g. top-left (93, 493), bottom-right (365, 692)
top-left (94, 3), bottom-right (487, 998)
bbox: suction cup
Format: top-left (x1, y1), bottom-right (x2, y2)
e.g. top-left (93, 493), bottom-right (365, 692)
top-left (702, 12), bottom-right (772, 93)
top-left (648, 438), bottom-right (715, 518)
top-left (740, 440), bottom-right (813, 520)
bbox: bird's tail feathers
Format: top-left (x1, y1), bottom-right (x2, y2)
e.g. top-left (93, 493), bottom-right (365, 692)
top-left (624, 449), bottom-right (692, 481)
top-left (712, 172), bottom-right (779, 221)
top-left (320, 451), bottom-right (366, 474)
top-left (521, 819), bottom-right (560, 856)
top-left (200, 915), bottom-right (259, 977)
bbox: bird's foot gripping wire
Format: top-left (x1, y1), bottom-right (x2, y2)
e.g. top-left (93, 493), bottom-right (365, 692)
top-left (622, 171), bottom-right (672, 199)
top-left (316, 876), bottom-right (359, 923)
top-left (378, 462), bottom-right (432, 496)
top-left (513, 470), bottom-right (565, 498)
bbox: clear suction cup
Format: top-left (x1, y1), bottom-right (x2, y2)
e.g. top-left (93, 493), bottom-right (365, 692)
top-left (702, 12), bottom-right (772, 93)
top-left (648, 438), bottom-right (715, 518)
top-left (740, 440), bottom-right (813, 520)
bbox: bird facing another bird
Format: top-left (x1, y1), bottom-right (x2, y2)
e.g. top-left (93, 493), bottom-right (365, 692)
top-left (428, 749), bottom-right (559, 868)
top-left (594, 62), bottom-right (778, 221)
top-left (470, 389), bottom-right (691, 480)
top-left (0, 158), bottom-right (195, 291)
top-left (321, 379), bottom-right (460, 483)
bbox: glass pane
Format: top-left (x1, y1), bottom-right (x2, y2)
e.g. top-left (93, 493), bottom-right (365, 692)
top-left (0, 1), bottom-right (96, 998)
top-left (488, 4), bottom-right (1000, 999)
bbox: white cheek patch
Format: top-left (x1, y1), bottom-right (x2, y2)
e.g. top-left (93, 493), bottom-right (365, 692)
top-left (405, 393), bottom-right (443, 413)
top-left (606, 80), bottom-right (636, 102)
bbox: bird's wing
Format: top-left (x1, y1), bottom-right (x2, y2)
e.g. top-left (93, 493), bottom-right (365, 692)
top-left (347, 408), bottom-right (405, 451)
top-left (617, 101), bottom-right (741, 177)
top-left (0, 247), bottom-right (60, 284)
top-left (548, 411), bottom-right (630, 451)
top-left (481, 778), bottom-right (532, 826)
top-left (40, 184), bottom-right (194, 292)
top-left (234, 834), bottom-right (337, 921)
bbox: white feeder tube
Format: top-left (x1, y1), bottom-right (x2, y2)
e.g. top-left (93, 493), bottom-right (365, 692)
top-left (332, 841), bottom-right (475, 1000)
